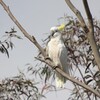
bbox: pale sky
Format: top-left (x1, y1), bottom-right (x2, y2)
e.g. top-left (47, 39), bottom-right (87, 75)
top-left (0, 0), bottom-right (100, 100)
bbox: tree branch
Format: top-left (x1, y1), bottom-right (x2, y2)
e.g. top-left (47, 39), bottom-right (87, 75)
top-left (0, 0), bottom-right (46, 57)
top-left (82, 0), bottom-right (93, 27)
top-left (65, 0), bottom-right (100, 72)
top-left (65, 0), bottom-right (88, 33)
top-left (0, 0), bottom-right (100, 98)
top-left (36, 57), bottom-right (100, 98)
top-left (82, 0), bottom-right (100, 71)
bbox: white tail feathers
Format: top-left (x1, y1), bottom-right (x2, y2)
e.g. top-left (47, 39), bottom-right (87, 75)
top-left (55, 73), bottom-right (66, 88)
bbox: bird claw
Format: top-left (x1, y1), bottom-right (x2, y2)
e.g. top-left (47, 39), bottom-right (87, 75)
top-left (44, 57), bottom-right (58, 70)
top-left (53, 66), bottom-right (59, 70)
top-left (44, 56), bottom-right (52, 61)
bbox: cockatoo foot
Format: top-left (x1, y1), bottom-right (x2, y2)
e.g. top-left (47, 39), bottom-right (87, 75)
top-left (44, 56), bottom-right (52, 61)
top-left (53, 66), bottom-right (59, 69)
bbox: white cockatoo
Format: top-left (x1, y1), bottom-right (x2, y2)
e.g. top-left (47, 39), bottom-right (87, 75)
top-left (47, 24), bottom-right (70, 88)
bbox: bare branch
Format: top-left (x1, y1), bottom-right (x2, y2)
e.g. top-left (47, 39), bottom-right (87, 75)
top-left (0, 0), bottom-right (46, 57)
top-left (82, 0), bottom-right (93, 27)
top-left (0, 0), bottom-right (100, 98)
top-left (65, 0), bottom-right (88, 33)
top-left (82, 0), bottom-right (100, 71)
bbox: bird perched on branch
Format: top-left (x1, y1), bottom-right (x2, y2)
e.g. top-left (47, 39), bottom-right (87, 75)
top-left (47, 24), bottom-right (70, 88)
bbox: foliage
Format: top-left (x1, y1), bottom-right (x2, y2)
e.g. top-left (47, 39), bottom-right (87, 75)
top-left (0, 27), bottom-right (22, 57)
top-left (62, 16), bottom-right (100, 100)
top-left (0, 71), bottom-right (45, 100)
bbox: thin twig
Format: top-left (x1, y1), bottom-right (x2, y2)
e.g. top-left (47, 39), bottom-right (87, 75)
top-left (73, 83), bottom-right (84, 100)
top-left (77, 65), bottom-right (91, 100)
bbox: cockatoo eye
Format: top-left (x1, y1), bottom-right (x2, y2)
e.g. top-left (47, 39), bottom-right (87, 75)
top-left (51, 30), bottom-right (58, 36)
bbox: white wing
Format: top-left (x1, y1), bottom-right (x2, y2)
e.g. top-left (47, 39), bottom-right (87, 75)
top-left (59, 44), bottom-right (69, 75)
top-left (46, 33), bottom-right (69, 88)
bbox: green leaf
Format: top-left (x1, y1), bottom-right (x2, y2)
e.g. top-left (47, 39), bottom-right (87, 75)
top-left (86, 79), bottom-right (93, 85)
top-left (2, 44), bottom-right (9, 58)
top-left (93, 71), bottom-right (100, 78)
top-left (84, 75), bottom-right (92, 79)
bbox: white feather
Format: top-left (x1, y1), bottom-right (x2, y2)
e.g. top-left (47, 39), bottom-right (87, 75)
top-left (47, 32), bottom-right (69, 88)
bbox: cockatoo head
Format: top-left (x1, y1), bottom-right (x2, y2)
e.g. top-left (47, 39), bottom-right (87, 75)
top-left (50, 24), bottom-right (65, 37)
top-left (50, 26), bottom-right (59, 38)
top-left (50, 26), bottom-right (58, 33)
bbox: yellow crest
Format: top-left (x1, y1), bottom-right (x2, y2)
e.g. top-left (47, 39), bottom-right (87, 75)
top-left (58, 24), bottom-right (65, 31)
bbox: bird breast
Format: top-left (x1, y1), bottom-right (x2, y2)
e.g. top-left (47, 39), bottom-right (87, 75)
top-left (48, 37), bottom-right (65, 66)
